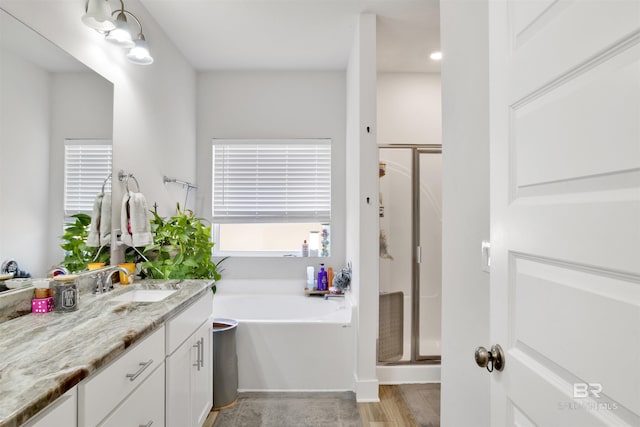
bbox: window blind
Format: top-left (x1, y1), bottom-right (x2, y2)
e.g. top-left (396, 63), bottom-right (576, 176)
top-left (212, 139), bottom-right (331, 224)
top-left (64, 140), bottom-right (113, 216)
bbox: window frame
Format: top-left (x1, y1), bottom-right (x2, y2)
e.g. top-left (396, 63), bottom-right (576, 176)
top-left (211, 138), bottom-right (332, 256)
top-left (63, 139), bottom-right (113, 223)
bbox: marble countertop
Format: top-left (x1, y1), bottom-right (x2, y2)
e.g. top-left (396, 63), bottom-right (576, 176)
top-left (0, 279), bottom-right (213, 427)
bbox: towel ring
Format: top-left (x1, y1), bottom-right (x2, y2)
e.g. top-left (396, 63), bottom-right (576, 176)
top-left (101, 175), bottom-right (112, 194)
top-left (125, 175), bottom-right (140, 193)
top-left (118, 170), bottom-right (141, 193)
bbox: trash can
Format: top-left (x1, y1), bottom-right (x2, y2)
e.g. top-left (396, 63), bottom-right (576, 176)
top-left (211, 318), bottom-right (238, 409)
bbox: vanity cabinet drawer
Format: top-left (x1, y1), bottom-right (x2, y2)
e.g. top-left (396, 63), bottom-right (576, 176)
top-left (166, 292), bottom-right (212, 355)
top-left (78, 326), bottom-right (165, 426)
top-left (100, 361), bottom-right (165, 427)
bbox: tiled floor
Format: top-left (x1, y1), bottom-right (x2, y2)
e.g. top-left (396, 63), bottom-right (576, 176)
top-left (212, 391), bottom-right (360, 427)
top-left (209, 384), bottom-right (441, 427)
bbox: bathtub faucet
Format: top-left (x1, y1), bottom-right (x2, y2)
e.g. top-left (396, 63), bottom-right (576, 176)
top-left (324, 294), bottom-right (345, 300)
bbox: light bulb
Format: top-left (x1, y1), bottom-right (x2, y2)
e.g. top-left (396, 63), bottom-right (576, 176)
top-left (105, 12), bottom-right (134, 48)
top-left (82, 0), bottom-right (115, 31)
top-left (127, 39), bottom-right (154, 65)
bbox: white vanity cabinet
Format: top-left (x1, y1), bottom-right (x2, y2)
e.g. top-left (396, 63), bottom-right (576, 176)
top-left (24, 387), bottom-right (77, 427)
top-left (166, 292), bottom-right (213, 427)
top-left (78, 326), bottom-right (165, 427)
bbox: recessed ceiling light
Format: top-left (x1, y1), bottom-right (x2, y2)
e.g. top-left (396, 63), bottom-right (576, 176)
top-left (430, 51), bottom-right (443, 61)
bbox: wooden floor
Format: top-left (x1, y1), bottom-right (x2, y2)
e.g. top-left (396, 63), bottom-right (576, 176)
top-left (358, 385), bottom-right (419, 427)
top-left (203, 410), bottom-right (218, 427)
top-left (205, 384), bottom-right (440, 427)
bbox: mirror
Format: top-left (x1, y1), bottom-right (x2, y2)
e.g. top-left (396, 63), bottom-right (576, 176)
top-left (0, 9), bottom-right (114, 287)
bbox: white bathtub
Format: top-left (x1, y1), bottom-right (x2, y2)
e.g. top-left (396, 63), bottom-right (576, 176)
top-left (212, 280), bottom-right (355, 391)
top-left (214, 294), bottom-right (352, 323)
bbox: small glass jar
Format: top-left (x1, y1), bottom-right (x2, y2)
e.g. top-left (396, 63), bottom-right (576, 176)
top-left (53, 277), bottom-right (79, 312)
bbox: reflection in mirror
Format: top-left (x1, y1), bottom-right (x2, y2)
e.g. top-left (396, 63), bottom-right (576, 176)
top-left (0, 9), bottom-right (114, 288)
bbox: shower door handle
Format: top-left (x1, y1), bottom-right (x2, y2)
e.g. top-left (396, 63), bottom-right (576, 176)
top-left (416, 246), bottom-right (422, 264)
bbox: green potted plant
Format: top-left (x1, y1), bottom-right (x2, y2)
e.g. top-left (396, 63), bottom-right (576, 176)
top-left (140, 205), bottom-right (224, 283)
top-left (60, 213), bottom-right (110, 273)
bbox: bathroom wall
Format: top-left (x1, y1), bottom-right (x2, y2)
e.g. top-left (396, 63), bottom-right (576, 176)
top-left (195, 70), bottom-right (346, 279)
top-left (0, 48), bottom-right (50, 276)
top-left (377, 72), bottom-right (442, 145)
top-left (1, 0), bottom-right (197, 264)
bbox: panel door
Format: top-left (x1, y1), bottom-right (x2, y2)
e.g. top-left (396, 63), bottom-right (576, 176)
top-left (489, 0), bottom-right (640, 425)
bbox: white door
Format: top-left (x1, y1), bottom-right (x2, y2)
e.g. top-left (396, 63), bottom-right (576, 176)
top-left (489, 1), bottom-right (640, 426)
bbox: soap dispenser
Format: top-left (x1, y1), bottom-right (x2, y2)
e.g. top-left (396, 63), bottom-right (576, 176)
top-left (317, 263), bottom-right (328, 291)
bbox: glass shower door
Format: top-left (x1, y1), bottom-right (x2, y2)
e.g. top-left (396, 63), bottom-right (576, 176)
top-left (378, 146), bottom-right (442, 364)
top-left (416, 150), bottom-right (442, 359)
top-left (378, 148), bottom-right (413, 362)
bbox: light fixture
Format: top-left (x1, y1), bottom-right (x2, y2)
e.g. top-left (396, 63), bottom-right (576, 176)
top-left (430, 51), bottom-right (443, 61)
top-left (83, 0), bottom-right (154, 65)
top-left (124, 12), bottom-right (154, 65)
top-left (105, 9), bottom-right (134, 48)
top-left (82, 0), bottom-right (115, 32)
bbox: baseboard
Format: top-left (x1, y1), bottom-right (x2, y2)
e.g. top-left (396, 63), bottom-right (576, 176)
top-left (377, 364), bottom-right (441, 384)
top-left (354, 375), bottom-right (379, 402)
top-left (237, 388), bottom-right (354, 393)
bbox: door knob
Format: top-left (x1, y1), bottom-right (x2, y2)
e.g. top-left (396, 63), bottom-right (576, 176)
top-left (475, 344), bottom-right (505, 372)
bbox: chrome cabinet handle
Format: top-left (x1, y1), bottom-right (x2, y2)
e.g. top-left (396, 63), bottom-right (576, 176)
top-left (193, 340), bottom-right (201, 370)
top-left (126, 359), bottom-right (153, 381)
top-left (199, 337), bottom-right (204, 368)
top-left (138, 421), bottom-right (153, 427)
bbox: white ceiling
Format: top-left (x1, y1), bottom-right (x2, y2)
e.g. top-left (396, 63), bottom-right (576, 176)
top-left (139, 0), bottom-right (441, 72)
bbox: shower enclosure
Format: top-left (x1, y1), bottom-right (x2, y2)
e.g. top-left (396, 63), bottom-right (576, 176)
top-left (378, 145), bottom-right (442, 364)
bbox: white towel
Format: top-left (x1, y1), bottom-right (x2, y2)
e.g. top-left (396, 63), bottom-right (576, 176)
top-left (121, 191), bottom-right (153, 247)
top-left (87, 194), bottom-right (104, 247)
top-left (99, 192), bottom-right (112, 246)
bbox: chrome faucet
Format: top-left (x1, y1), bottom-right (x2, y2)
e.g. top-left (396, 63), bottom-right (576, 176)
top-left (324, 294), bottom-right (345, 300)
top-left (95, 266), bottom-right (133, 294)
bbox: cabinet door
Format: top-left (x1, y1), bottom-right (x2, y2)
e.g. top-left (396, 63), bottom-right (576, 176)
top-left (191, 321), bottom-right (212, 427)
top-left (101, 363), bottom-right (165, 427)
top-left (166, 332), bottom-right (193, 427)
top-left (24, 387), bottom-right (77, 427)
top-left (166, 320), bottom-right (212, 427)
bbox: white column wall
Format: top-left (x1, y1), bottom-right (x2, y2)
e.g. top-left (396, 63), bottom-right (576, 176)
top-left (440, 0), bottom-right (491, 425)
top-left (346, 13), bottom-right (379, 402)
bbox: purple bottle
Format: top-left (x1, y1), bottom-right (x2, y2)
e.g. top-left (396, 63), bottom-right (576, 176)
top-left (317, 263), bottom-right (328, 291)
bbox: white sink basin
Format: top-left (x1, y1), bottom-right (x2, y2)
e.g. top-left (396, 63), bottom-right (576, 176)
top-left (110, 289), bottom-right (176, 303)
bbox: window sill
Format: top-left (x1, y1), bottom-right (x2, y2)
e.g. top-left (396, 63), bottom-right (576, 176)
top-left (213, 250), bottom-right (330, 258)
